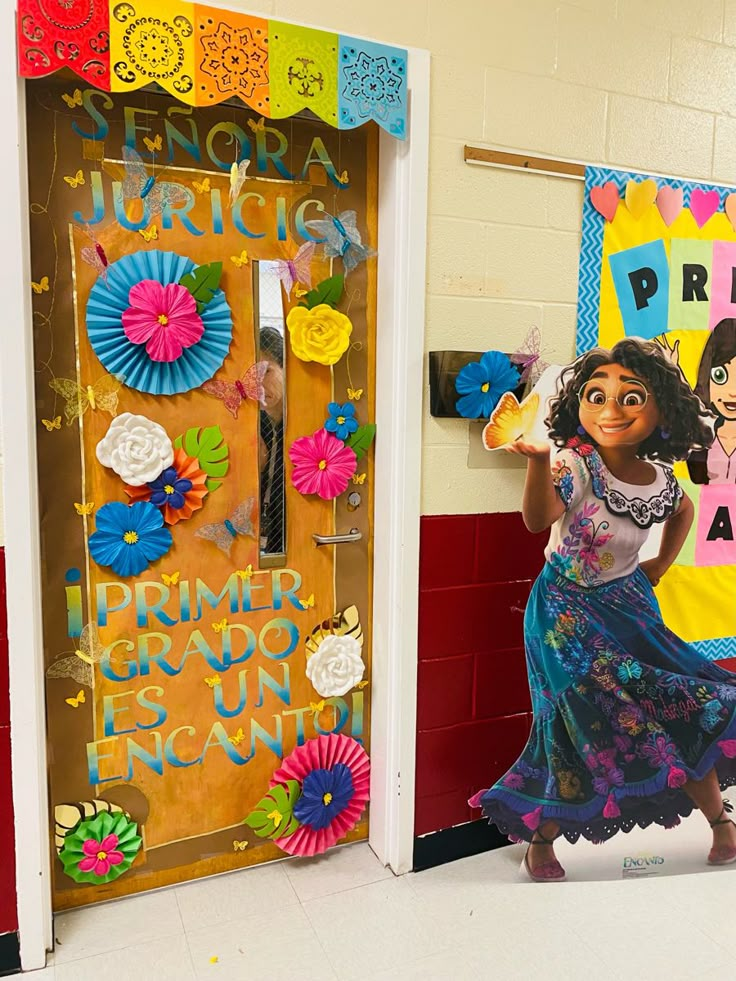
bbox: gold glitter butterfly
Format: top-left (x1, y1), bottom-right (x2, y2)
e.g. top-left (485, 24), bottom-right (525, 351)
top-left (63, 170), bottom-right (85, 189)
top-left (62, 89), bottom-right (83, 108)
top-left (212, 618), bottom-right (228, 633)
top-left (230, 250), bottom-right (249, 268)
top-left (228, 727), bottom-right (245, 746)
top-left (31, 276), bottom-right (50, 294)
top-left (65, 690), bottom-right (86, 708)
top-left (162, 572), bottom-right (180, 587)
top-left (347, 387), bottom-right (363, 401)
top-left (248, 117), bottom-right (266, 133)
top-left (41, 415), bottom-right (61, 431)
top-left (337, 170), bottom-right (350, 185)
top-left (204, 675), bottom-right (221, 688)
top-left (299, 594), bottom-right (315, 610)
top-left (74, 502), bottom-right (95, 516)
top-left (235, 565), bottom-right (254, 581)
top-left (139, 224), bottom-right (158, 243)
top-left (143, 134), bottom-right (162, 152)
top-left (232, 840), bottom-right (248, 852)
top-left (310, 700), bottom-right (326, 713)
top-left (193, 177), bottom-right (211, 194)
top-left (351, 473), bottom-right (367, 485)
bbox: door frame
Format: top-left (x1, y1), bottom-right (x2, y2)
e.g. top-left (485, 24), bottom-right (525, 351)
top-left (1, 9), bottom-right (429, 968)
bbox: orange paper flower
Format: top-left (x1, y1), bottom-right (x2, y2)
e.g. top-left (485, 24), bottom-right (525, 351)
top-left (125, 448), bottom-right (208, 525)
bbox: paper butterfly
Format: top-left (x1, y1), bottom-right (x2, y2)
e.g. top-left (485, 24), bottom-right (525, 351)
top-left (49, 374), bottom-right (123, 425)
top-left (74, 502), bottom-right (95, 516)
top-left (233, 840), bottom-right (248, 851)
top-left (337, 170), bottom-right (350, 185)
top-left (305, 210), bottom-right (376, 276)
top-left (229, 159), bottom-right (251, 206)
top-left (274, 242), bottom-right (315, 296)
top-left (267, 810), bottom-right (283, 828)
top-left (204, 675), bottom-right (222, 688)
top-left (193, 177), bottom-right (211, 195)
top-left (351, 473), bottom-right (366, 485)
top-left (62, 88), bottom-right (83, 108)
top-left (482, 392), bottom-right (540, 450)
top-left (310, 700), bottom-right (326, 713)
top-left (162, 571), bottom-right (180, 587)
top-left (121, 146), bottom-right (193, 217)
top-left (356, 680), bottom-right (369, 690)
top-left (143, 134), bottom-right (162, 153)
top-left (247, 118), bottom-right (266, 134)
top-left (31, 276), bottom-right (50, 294)
top-left (64, 169), bottom-right (85, 189)
top-left (41, 416), bottom-right (61, 431)
top-left (230, 250), bottom-right (249, 268)
top-left (202, 361), bottom-right (269, 418)
top-left (46, 623), bottom-right (105, 688)
top-left (139, 224), bottom-right (158, 243)
top-left (235, 565), bottom-right (254, 581)
top-left (212, 618), bottom-right (228, 633)
top-left (299, 594), bottom-right (315, 610)
top-left (195, 499), bottom-right (257, 557)
top-left (294, 286), bottom-right (308, 298)
top-left (347, 387), bottom-right (363, 401)
top-left (79, 223), bottom-right (109, 283)
top-left (65, 690), bottom-right (86, 709)
top-left (228, 727), bottom-right (245, 746)
top-left (510, 326), bottom-right (549, 387)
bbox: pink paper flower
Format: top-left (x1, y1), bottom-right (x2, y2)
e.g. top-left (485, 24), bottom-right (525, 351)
top-left (269, 734), bottom-right (370, 857)
top-left (122, 280), bottom-right (204, 363)
top-left (78, 833), bottom-right (125, 877)
top-left (289, 428), bottom-right (357, 500)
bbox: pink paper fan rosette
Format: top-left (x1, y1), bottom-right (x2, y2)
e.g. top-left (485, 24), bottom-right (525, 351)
top-left (270, 734), bottom-right (370, 856)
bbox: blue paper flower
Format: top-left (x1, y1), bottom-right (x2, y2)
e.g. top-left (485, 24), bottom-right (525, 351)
top-left (455, 351), bottom-right (520, 419)
top-left (293, 763), bottom-right (355, 831)
top-left (89, 501), bottom-right (173, 578)
top-left (86, 250), bottom-right (233, 396)
top-left (148, 466), bottom-right (193, 511)
top-left (324, 402), bottom-right (359, 441)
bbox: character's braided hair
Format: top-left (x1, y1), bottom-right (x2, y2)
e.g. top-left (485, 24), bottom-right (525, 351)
top-left (546, 338), bottom-right (713, 463)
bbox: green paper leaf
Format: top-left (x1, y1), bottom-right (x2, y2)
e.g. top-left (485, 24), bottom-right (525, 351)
top-left (346, 424), bottom-right (376, 461)
top-left (242, 780), bottom-right (301, 839)
top-left (178, 261), bottom-right (223, 313)
top-left (301, 274), bottom-right (344, 310)
top-left (174, 426), bottom-right (229, 494)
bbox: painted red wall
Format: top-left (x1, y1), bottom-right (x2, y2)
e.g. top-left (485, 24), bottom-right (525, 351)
top-left (414, 513), bottom-right (546, 837)
top-left (0, 548), bottom-right (18, 934)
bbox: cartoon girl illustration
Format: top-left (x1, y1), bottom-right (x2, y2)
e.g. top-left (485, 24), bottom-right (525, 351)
top-left (471, 339), bottom-right (736, 882)
top-left (688, 318), bottom-right (736, 483)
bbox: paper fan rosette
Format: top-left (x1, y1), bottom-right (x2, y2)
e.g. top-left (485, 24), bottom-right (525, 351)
top-left (268, 734), bottom-right (370, 856)
top-left (58, 810), bottom-right (142, 885)
top-left (86, 250), bottom-right (233, 395)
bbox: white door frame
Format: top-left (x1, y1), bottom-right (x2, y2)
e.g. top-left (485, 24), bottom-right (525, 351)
top-left (1, 8), bottom-right (428, 967)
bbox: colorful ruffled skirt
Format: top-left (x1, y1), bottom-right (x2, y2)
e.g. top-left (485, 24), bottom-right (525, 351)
top-left (473, 563), bottom-right (736, 844)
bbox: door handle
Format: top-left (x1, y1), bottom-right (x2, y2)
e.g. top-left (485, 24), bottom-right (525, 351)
top-left (312, 528), bottom-right (362, 547)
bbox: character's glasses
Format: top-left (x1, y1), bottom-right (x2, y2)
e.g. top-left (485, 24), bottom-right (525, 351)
top-left (578, 380), bottom-right (649, 413)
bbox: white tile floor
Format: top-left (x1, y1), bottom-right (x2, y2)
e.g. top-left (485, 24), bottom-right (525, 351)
top-left (28, 822), bottom-right (736, 981)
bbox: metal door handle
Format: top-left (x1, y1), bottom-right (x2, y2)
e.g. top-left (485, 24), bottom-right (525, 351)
top-left (312, 528), bottom-right (362, 546)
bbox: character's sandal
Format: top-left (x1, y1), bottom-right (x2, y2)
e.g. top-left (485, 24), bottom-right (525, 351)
top-left (523, 830), bottom-right (566, 882)
top-left (708, 804), bottom-right (736, 866)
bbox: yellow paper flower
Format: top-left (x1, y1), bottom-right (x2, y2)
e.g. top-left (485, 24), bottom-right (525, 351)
top-left (286, 304), bottom-right (353, 366)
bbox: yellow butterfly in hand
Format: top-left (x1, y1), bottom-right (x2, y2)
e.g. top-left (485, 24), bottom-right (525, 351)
top-left (310, 699), bottom-right (326, 713)
top-left (65, 690), bottom-right (86, 708)
top-left (351, 473), bottom-right (367, 485)
top-left (143, 134), bottom-right (162, 152)
top-left (193, 177), bottom-right (211, 194)
top-left (347, 387), bottom-right (363, 401)
top-left (41, 416), bottom-right (61, 431)
top-left (162, 571), bottom-right (180, 587)
top-left (139, 224), bottom-right (158, 243)
top-left (228, 727), bottom-right (245, 746)
top-left (235, 565), bottom-right (254, 581)
top-left (230, 250), bottom-right (249, 268)
top-left (212, 618), bottom-right (228, 633)
top-left (482, 392), bottom-right (540, 450)
top-left (62, 89), bottom-right (83, 108)
top-left (31, 276), bottom-right (50, 294)
top-left (49, 374), bottom-right (123, 425)
top-left (64, 170), bottom-right (85, 189)
top-left (204, 674), bottom-right (221, 688)
top-left (233, 840), bottom-right (248, 852)
top-left (74, 502), bottom-right (95, 516)
top-left (299, 594), bottom-right (315, 610)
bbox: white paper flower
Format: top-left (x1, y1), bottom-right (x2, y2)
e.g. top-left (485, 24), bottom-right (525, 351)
top-left (96, 413), bottom-right (174, 487)
top-left (306, 634), bottom-right (365, 697)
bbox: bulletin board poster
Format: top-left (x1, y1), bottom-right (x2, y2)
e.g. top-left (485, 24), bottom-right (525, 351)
top-left (27, 78), bottom-right (377, 910)
top-left (577, 165), bottom-right (736, 661)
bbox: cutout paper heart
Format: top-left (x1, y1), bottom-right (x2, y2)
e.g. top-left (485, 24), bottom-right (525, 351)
top-left (590, 182), bottom-right (620, 222)
top-left (690, 188), bottom-right (720, 228)
top-left (656, 186), bottom-right (683, 227)
top-left (625, 179), bottom-right (658, 220)
top-left (725, 194), bottom-right (736, 231)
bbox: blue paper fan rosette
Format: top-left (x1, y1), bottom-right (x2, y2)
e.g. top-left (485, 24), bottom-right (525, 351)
top-left (86, 250), bottom-right (233, 395)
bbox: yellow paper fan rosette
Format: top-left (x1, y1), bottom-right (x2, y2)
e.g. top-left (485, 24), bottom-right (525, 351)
top-left (286, 304), bottom-right (353, 365)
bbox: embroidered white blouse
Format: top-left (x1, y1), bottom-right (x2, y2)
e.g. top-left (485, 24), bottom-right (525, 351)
top-left (544, 447), bottom-right (682, 588)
